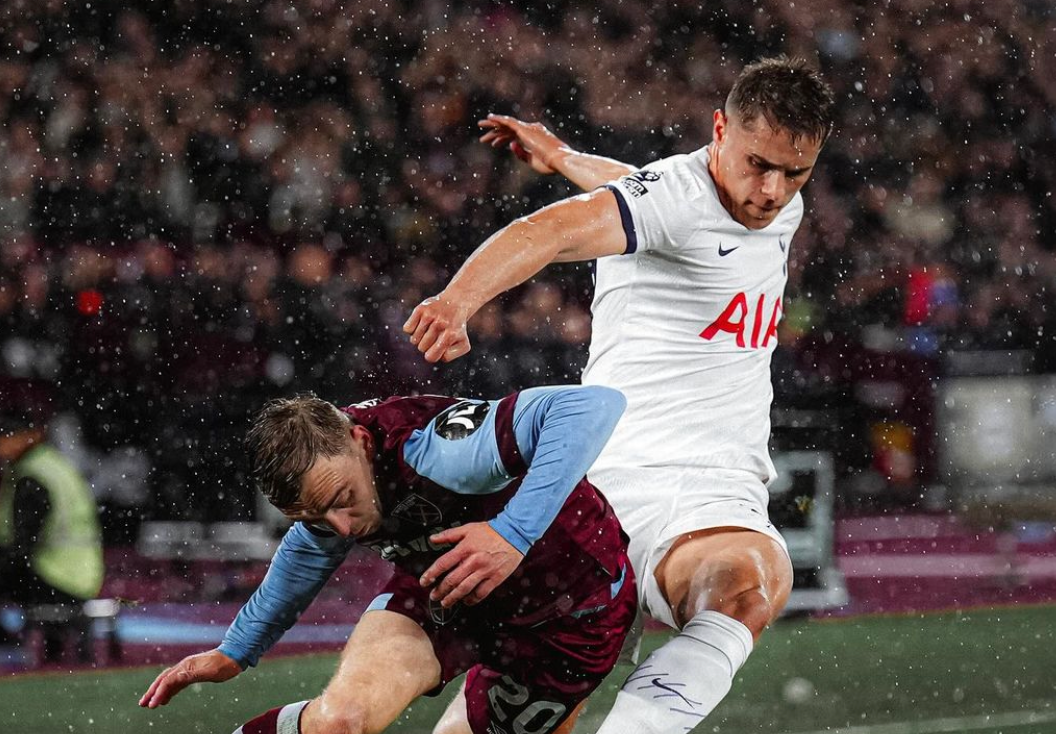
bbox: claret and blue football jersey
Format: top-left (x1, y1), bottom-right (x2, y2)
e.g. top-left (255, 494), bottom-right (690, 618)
top-left (219, 385), bottom-right (631, 668)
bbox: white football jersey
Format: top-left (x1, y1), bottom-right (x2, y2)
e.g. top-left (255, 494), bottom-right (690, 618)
top-left (583, 147), bottom-right (802, 486)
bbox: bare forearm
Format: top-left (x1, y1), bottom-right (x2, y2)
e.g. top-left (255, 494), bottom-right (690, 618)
top-left (405, 190), bottom-right (623, 364)
top-left (443, 217), bottom-right (563, 317)
top-left (443, 190), bottom-right (624, 317)
top-left (550, 149), bottom-right (636, 191)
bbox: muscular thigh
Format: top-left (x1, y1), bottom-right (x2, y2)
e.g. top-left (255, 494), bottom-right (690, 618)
top-left (655, 527), bottom-right (793, 633)
top-left (315, 610), bottom-right (442, 730)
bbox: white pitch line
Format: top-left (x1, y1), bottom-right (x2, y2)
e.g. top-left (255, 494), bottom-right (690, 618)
top-left (788, 709), bottom-right (1056, 734)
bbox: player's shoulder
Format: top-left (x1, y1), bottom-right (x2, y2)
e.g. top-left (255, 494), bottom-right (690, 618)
top-left (612, 149), bottom-right (721, 221)
top-left (621, 149), bottom-right (711, 198)
top-left (343, 394), bottom-right (464, 434)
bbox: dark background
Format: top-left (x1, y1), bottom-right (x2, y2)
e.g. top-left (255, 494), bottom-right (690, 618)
top-left (1, 0), bottom-right (1054, 541)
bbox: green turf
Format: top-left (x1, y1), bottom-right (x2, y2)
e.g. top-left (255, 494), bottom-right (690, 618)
top-left (1, 606), bottom-right (1054, 734)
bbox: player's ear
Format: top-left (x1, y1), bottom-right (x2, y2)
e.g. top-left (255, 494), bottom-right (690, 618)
top-left (713, 109), bottom-right (728, 146)
top-left (351, 424), bottom-right (375, 456)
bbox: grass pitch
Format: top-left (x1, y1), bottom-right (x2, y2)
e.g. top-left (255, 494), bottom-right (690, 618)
top-left (2, 605), bottom-right (1054, 734)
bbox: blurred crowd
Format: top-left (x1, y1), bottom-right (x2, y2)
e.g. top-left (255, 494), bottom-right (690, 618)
top-left (1, 0), bottom-right (1055, 530)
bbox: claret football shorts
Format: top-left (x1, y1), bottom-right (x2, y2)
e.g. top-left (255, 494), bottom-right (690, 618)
top-left (365, 552), bottom-right (636, 734)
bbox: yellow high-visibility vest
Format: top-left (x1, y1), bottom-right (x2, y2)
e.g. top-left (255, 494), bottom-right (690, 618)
top-left (0, 445), bottom-right (103, 600)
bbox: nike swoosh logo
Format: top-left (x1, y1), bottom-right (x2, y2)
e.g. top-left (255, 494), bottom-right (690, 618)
top-left (718, 243), bottom-right (739, 256)
top-left (648, 678), bottom-right (702, 707)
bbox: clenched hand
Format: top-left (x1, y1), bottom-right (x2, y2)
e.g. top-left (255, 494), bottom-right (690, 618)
top-left (403, 295), bottom-right (472, 363)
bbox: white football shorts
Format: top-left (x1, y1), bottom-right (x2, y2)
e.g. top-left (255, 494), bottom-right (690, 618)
top-left (589, 465), bottom-right (790, 630)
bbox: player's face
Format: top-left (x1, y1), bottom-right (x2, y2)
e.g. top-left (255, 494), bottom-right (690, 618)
top-left (710, 109), bottom-right (824, 230)
top-left (288, 426), bottom-right (382, 538)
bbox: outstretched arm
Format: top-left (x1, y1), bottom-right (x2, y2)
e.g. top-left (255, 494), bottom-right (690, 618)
top-left (216, 523), bottom-right (353, 667)
top-left (404, 187), bottom-right (627, 363)
top-left (479, 114), bottom-right (636, 191)
top-left (139, 523), bottom-right (353, 708)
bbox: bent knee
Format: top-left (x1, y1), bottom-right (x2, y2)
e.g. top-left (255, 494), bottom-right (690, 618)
top-left (677, 553), bottom-right (792, 637)
top-left (711, 586), bottom-right (775, 638)
top-left (309, 701), bottom-right (373, 734)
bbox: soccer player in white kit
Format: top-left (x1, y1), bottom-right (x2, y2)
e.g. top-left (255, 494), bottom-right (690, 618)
top-left (406, 57), bottom-right (835, 734)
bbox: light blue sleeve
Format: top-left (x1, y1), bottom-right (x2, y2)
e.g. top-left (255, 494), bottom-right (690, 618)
top-left (403, 399), bottom-right (512, 494)
top-left (489, 385), bottom-right (626, 553)
top-left (217, 522), bottom-right (354, 668)
top-left (402, 385), bottom-right (625, 555)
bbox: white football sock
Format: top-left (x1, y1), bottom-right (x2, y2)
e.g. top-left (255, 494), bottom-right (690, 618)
top-left (275, 701), bottom-right (309, 734)
top-left (595, 611), bottom-right (753, 734)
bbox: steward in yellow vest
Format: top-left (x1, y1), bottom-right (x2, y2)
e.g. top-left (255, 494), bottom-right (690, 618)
top-left (0, 428), bottom-right (104, 604)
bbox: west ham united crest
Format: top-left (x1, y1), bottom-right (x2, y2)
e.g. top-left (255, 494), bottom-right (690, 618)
top-left (428, 596), bottom-right (460, 625)
top-left (390, 493), bottom-right (443, 526)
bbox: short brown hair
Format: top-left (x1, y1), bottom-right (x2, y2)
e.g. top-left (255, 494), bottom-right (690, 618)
top-left (245, 394), bottom-right (350, 511)
top-left (727, 56), bottom-right (835, 144)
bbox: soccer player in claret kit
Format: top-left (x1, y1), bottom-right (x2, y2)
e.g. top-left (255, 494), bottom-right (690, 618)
top-left (139, 385), bottom-right (636, 734)
top-left (405, 57), bottom-right (836, 734)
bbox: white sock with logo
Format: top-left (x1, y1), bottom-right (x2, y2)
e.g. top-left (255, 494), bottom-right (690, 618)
top-left (595, 611), bottom-right (753, 734)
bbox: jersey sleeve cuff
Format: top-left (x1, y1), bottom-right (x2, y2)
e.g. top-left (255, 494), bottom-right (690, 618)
top-left (216, 643), bottom-right (253, 670)
top-left (603, 183), bottom-right (638, 254)
top-left (488, 517), bottom-right (533, 556)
